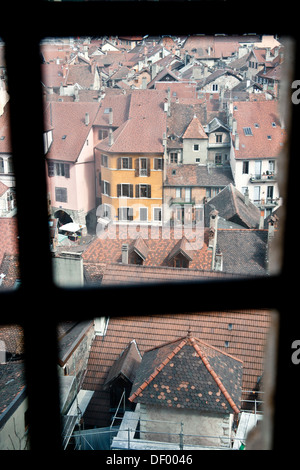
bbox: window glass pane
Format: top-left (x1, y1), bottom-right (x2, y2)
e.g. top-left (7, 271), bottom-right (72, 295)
top-left (0, 324), bottom-right (28, 449)
top-left (0, 39), bottom-right (20, 291)
top-left (40, 35), bottom-right (291, 289)
top-left (57, 309), bottom-right (278, 450)
top-left (38, 33), bottom-right (293, 451)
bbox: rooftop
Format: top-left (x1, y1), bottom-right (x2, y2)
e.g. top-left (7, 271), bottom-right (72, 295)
top-left (231, 100), bottom-right (286, 160)
top-left (129, 333), bottom-right (243, 414)
top-left (83, 309), bottom-right (271, 428)
top-left (205, 183), bottom-right (261, 229)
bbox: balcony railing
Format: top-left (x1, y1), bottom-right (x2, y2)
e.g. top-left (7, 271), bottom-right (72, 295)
top-left (170, 197), bottom-right (195, 205)
top-left (253, 198), bottom-right (279, 208)
top-left (249, 172), bottom-right (277, 183)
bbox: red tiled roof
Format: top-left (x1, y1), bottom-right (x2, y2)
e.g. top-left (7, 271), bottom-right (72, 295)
top-left (45, 101), bottom-right (100, 162)
top-left (232, 100), bottom-right (286, 160)
top-left (83, 225), bottom-right (212, 271)
top-left (101, 263), bottom-right (241, 286)
top-left (182, 115), bottom-right (208, 140)
top-left (0, 217), bottom-right (18, 266)
top-left (96, 89), bottom-right (167, 154)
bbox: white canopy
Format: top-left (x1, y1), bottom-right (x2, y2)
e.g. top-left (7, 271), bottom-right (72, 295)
top-left (59, 222), bottom-right (85, 233)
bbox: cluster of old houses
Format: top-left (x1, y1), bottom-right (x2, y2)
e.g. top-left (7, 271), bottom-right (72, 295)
top-left (0, 34), bottom-right (284, 449)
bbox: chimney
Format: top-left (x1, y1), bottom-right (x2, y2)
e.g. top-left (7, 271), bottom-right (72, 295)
top-left (259, 208), bottom-right (264, 229)
top-left (209, 209), bottom-right (218, 248)
top-left (244, 187), bottom-right (249, 206)
top-left (109, 108), bottom-right (113, 125)
top-left (109, 128), bottom-right (114, 147)
top-left (235, 133), bottom-right (239, 150)
top-left (167, 87), bottom-right (171, 117)
top-left (85, 112), bottom-right (90, 126)
top-left (122, 244), bottom-right (129, 264)
top-left (215, 247), bottom-right (223, 272)
top-left (268, 216), bottom-right (276, 241)
top-left (209, 209), bottom-right (219, 270)
top-left (232, 118), bottom-right (237, 135)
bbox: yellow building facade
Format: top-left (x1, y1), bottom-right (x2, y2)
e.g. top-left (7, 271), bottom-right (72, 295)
top-left (95, 149), bottom-right (164, 223)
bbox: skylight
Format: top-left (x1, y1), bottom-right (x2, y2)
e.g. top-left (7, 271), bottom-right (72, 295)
top-left (243, 127), bottom-right (253, 136)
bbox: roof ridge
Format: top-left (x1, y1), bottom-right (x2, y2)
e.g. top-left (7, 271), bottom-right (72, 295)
top-left (189, 337), bottom-right (241, 414)
top-left (128, 337), bottom-right (188, 402)
top-left (229, 184), bottom-right (239, 219)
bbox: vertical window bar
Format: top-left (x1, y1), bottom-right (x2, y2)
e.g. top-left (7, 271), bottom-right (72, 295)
top-left (5, 30), bottom-right (62, 450)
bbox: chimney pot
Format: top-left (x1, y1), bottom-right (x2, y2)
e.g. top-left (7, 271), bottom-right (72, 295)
top-left (259, 208), bottom-right (264, 229)
top-left (122, 244), bottom-right (129, 264)
top-left (235, 133), bottom-right (239, 150)
top-left (85, 112), bottom-right (89, 126)
top-left (109, 128), bottom-right (114, 147)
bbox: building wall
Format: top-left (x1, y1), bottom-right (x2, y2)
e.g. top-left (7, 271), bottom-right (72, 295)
top-left (182, 139), bottom-right (208, 164)
top-left (207, 130), bottom-right (231, 165)
top-left (0, 395), bottom-right (29, 450)
top-left (96, 151), bottom-right (163, 223)
top-left (47, 127), bottom-right (96, 224)
top-left (234, 159), bottom-right (279, 205)
top-left (201, 74), bottom-right (241, 93)
top-left (139, 403), bottom-right (233, 448)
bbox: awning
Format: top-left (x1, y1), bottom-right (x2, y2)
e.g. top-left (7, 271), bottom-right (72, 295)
top-left (59, 222), bottom-right (86, 233)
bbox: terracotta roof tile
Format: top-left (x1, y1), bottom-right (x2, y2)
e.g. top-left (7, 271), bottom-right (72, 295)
top-left (45, 101), bottom-right (100, 162)
top-left (232, 100), bottom-right (286, 160)
top-left (83, 225), bottom-right (212, 272)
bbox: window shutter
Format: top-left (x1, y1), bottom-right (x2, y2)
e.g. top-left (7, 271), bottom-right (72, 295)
top-left (147, 158), bottom-right (150, 176)
top-left (154, 158), bottom-right (158, 170)
top-left (48, 161), bottom-right (54, 177)
top-left (117, 184), bottom-right (121, 197)
top-left (147, 185), bottom-right (151, 198)
top-left (128, 207), bottom-right (133, 221)
top-left (117, 158), bottom-right (121, 169)
top-left (107, 182), bottom-right (111, 196)
top-left (101, 180), bottom-right (104, 194)
top-left (135, 158), bottom-right (139, 177)
top-left (128, 157), bottom-right (132, 169)
top-left (135, 184), bottom-right (139, 198)
top-left (129, 184), bottom-right (133, 198)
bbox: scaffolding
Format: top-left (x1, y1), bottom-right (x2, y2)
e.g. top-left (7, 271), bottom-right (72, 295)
top-left (69, 390), bottom-right (264, 450)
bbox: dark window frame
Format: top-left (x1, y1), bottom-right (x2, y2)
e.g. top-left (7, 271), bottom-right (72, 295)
top-left (0, 1), bottom-right (296, 452)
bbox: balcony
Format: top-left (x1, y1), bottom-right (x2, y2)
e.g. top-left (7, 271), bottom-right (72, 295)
top-left (169, 197), bottom-right (195, 205)
top-left (249, 172), bottom-right (277, 183)
top-left (253, 198), bottom-right (279, 208)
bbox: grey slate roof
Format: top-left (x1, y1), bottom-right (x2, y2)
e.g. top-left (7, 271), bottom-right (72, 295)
top-left (217, 229), bottom-right (268, 276)
top-left (205, 184), bottom-right (261, 229)
top-left (129, 335), bottom-right (243, 414)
